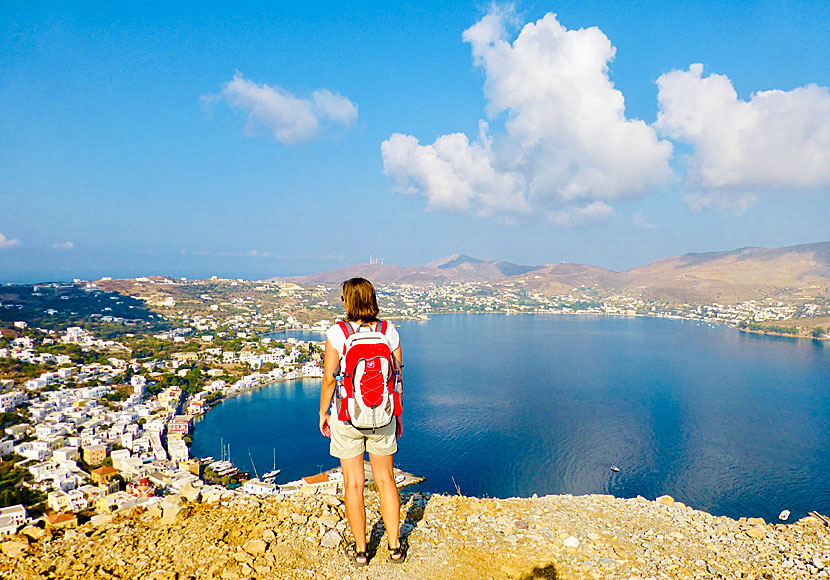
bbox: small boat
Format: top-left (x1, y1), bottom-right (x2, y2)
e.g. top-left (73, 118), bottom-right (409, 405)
top-left (779, 510), bottom-right (790, 521)
top-left (262, 448), bottom-right (281, 482)
top-left (610, 466), bottom-right (621, 472)
top-left (262, 469), bottom-right (281, 481)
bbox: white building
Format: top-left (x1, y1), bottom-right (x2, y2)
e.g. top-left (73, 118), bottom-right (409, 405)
top-left (0, 505), bottom-right (27, 537)
top-left (167, 438), bottom-right (189, 463)
top-left (0, 391), bottom-right (25, 412)
top-left (242, 479), bottom-right (278, 496)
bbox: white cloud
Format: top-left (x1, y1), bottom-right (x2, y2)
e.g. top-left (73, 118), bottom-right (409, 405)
top-left (382, 6), bottom-right (672, 222)
top-left (631, 211), bottom-right (657, 230)
top-left (213, 72), bottom-right (357, 143)
top-left (0, 233), bottom-right (21, 249)
top-left (53, 241), bottom-right (74, 250)
top-left (656, 63), bottom-right (830, 210)
top-left (187, 248), bottom-right (272, 258)
top-left (547, 201), bottom-right (614, 227)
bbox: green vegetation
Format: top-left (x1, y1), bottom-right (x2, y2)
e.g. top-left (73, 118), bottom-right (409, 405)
top-left (0, 412), bottom-right (25, 430)
top-left (764, 325), bottom-right (799, 335)
top-left (0, 358), bottom-right (46, 381)
top-left (812, 327), bottom-right (827, 339)
top-left (0, 455), bottom-right (45, 509)
top-left (0, 283), bottom-right (160, 332)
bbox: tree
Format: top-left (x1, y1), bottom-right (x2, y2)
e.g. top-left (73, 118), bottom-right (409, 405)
top-left (812, 327), bottom-right (826, 339)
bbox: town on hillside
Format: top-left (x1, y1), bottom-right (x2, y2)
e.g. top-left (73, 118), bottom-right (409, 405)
top-left (0, 274), bottom-right (828, 535)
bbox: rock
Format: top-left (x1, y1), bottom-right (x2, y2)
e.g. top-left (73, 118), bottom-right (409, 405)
top-left (262, 529), bottom-right (276, 542)
top-left (563, 536), bottom-right (579, 548)
top-left (320, 530), bottom-right (341, 548)
top-left (655, 495), bottom-right (675, 506)
top-left (91, 514), bottom-right (113, 527)
top-left (745, 527), bottom-right (766, 540)
top-left (20, 525), bottom-right (46, 541)
top-left (243, 539), bottom-right (267, 556)
top-left (746, 517), bottom-right (766, 526)
top-left (318, 515), bottom-right (340, 529)
top-left (291, 513), bottom-right (307, 524)
top-left (814, 556), bottom-right (825, 570)
top-left (321, 495), bottom-right (341, 508)
top-left (1, 539), bottom-right (28, 558)
top-left (180, 483), bottom-right (202, 503)
top-left (160, 503), bottom-right (190, 525)
top-left (587, 532), bottom-right (601, 541)
top-left (514, 519), bottom-right (529, 529)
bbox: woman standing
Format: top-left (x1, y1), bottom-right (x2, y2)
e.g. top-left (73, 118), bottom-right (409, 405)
top-left (319, 277), bottom-right (405, 566)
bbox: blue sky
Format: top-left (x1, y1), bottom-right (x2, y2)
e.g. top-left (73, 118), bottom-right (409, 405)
top-left (2, 1), bottom-right (829, 282)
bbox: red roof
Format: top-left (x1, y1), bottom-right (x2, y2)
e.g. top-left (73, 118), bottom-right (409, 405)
top-left (46, 513), bottom-right (77, 526)
top-left (91, 466), bottom-right (118, 477)
top-left (302, 473), bottom-right (330, 484)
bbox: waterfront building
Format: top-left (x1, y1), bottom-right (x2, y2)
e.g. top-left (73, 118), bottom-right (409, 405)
top-left (242, 478), bottom-right (278, 496)
top-left (168, 415), bottom-right (193, 436)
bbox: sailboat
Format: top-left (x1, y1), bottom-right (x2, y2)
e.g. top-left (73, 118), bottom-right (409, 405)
top-left (262, 448), bottom-right (281, 482)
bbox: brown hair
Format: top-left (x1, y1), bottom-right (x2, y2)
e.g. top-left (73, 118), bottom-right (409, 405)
top-left (341, 277), bottom-right (379, 322)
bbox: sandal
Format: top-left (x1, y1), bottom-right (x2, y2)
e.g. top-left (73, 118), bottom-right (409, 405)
top-left (388, 537), bottom-right (408, 564)
top-left (344, 542), bottom-right (369, 567)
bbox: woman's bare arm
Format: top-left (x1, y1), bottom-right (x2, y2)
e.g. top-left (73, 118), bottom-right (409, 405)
top-left (319, 338), bottom-right (339, 437)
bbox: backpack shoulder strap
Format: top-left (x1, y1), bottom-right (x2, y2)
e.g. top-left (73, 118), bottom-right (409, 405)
top-left (338, 321), bottom-right (352, 339)
top-left (377, 320), bottom-right (387, 334)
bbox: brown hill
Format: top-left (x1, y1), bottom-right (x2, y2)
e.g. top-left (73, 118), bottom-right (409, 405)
top-left (272, 255), bottom-right (542, 286)
top-left (618, 242), bottom-right (830, 303)
top-left (514, 262), bottom-right (619, 295)
top-left (266, 242), bottom-right (830, 304)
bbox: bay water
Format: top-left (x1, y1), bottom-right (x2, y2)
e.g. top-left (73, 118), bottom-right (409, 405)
top-left (190, 314), bottom-right (830, 522)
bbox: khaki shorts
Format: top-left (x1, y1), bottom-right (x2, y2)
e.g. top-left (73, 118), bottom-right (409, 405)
top-left (329, 416), bottom-right (398, 459)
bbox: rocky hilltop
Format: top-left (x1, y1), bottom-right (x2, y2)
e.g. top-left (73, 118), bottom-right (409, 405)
top-left (2, 488), bottom-right (828, 580)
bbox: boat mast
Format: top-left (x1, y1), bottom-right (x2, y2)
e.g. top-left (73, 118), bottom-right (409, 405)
top-left (248, 450), bottom-right (259, 480)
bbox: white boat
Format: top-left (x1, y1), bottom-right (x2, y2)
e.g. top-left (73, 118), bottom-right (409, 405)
top-left (261, 448), bottom-right (280, 482)
top-left (262, 469), bottom-right (281, 481)
top-left (610, 465), bottom-right (621, 472)
top-left (779, 510), bottom-right (790, 521)
top-left (208, 460), bottom-right (238, 476)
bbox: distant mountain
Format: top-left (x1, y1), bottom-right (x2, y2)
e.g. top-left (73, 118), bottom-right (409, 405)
top-left (274, 254), bottom-right (543, 286)
top-left (267, 241), bottom-right (830, 304)
top-left (616, 241), bottom-right (830, 303)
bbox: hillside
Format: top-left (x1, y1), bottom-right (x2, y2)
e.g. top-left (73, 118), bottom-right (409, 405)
top-left (617, 242), bottom-right (830, 303)
top-left (272, 254), bottom-right (543, 286)
top-left (269, 242), bottom-right (830, 306)
top-left (3, 489), bottom-right (827, 579)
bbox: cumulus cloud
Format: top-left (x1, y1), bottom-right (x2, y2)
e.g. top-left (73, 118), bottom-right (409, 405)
top-left (212, 72), bottom-right (357, 143)
top-left (53, 241), bottom-right (74, 250)
top-left (382, 6), bottom-right (672, 221)
top-left (0, 233), bottom-right (21, 249)
top-left (656, 63), bottom-right (830, 210)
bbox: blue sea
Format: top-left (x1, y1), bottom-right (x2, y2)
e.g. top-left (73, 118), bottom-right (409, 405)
top-left (190, 314), bottom-right (830, 522)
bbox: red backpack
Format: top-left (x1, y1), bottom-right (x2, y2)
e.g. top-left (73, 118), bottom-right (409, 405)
top-left (335, 320), bottom-right (402, 429)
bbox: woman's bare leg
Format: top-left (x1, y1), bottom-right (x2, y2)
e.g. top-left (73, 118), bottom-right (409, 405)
top-left (340, 455), bottom-right (367, 552)
top-left (368, 452), bottom-right (400, 549)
